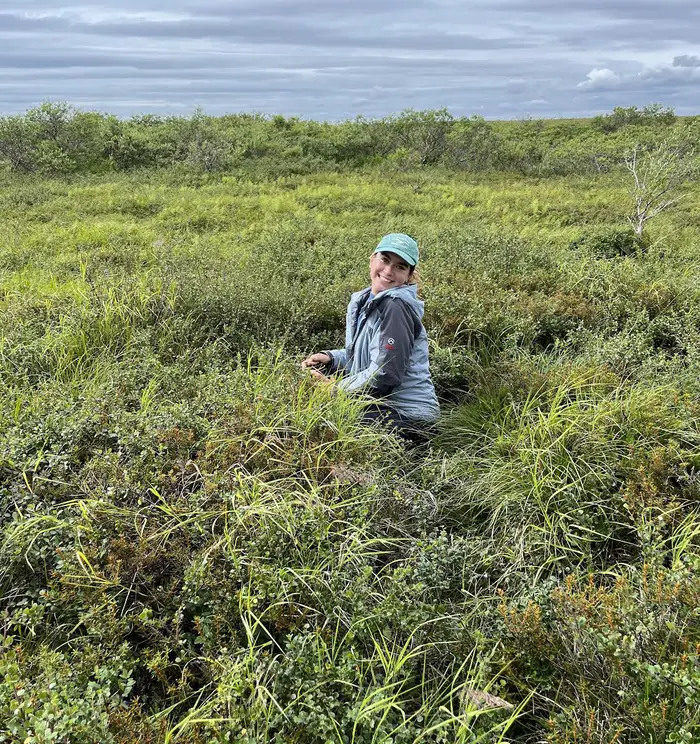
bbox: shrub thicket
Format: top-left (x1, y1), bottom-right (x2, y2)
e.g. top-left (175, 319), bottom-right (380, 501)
top-left (2, 101), bottom-right (699, 179)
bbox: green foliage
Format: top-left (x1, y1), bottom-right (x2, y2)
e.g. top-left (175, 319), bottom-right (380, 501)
top-left (569, 227), bottom-right (643, 258)
top-left (0, 115), bottom-right (39, 172)
top-left (592, 103), bottom-right (677, 133)
top-left (387, 108), bottom-right (454, 167)
top-left (2, 158), bottom-right (700, 742)
top-left (0, 102), bottom-right (694, 178)
top-left (0, 642), bottom-right (137, 743)
top-left (444, 116), bottom-right (502, 171)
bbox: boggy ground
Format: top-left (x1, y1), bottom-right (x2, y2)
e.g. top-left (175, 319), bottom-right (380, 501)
top-left (2, 167), bottom-right (700, 742)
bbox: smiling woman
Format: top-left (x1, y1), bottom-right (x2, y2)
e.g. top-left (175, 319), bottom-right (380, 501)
top-left (301, 233), bottom-right (439, 438)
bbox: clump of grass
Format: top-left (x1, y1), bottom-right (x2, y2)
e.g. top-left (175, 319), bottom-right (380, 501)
top-left (438, 365), bottom-right (700, 573)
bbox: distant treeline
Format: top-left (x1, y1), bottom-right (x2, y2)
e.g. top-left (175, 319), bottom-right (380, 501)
top-left (0, 101), bottom-right (697, 178)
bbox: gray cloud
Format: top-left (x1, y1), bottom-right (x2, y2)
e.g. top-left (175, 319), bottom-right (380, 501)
top-left (495, 0), bottom-right (698, 20)
top-left (76, 21), bottom-right (524, 52)
top-left (674, 55), bottom-right (700, 68)
top-left (1, 9), bottom-right (527, 52)
top-left (1, 0), bottom-right (699, 119)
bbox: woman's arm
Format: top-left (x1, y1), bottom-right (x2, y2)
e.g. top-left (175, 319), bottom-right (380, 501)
top-left (338, 297), bottom-right (420, 395)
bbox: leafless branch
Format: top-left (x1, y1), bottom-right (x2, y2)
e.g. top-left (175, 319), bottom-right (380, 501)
top-left (624, 141), bottom-right (696, 238)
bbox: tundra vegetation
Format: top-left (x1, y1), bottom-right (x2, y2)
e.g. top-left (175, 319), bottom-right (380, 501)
top-left (1, 102), bottom-right (700, 742)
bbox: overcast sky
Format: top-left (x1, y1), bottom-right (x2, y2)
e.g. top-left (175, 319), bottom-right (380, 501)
top-left (2, 0), bottom-right (699, 120)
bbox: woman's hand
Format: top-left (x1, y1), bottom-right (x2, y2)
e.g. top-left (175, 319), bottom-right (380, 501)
top-left (309, 367), bottom-right (331, 382)
top-left (301, 352), bottom-right (333, 383)
top-left (301, 352), bottom-right (331, 370)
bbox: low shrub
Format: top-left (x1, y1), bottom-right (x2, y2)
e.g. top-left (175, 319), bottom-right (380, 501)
top-left (569, 227), bottom-right (645, 259)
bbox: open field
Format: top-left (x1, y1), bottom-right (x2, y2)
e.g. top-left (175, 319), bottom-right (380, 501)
top-left (2, 165), bottom-right (700, 742)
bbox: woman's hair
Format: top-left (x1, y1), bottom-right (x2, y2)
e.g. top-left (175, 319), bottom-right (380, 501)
top-left (407, 266), bottom-right (422, 290)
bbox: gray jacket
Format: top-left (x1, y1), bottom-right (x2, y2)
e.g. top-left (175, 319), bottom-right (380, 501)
top-left (324, 284), bottom-right (440, 422)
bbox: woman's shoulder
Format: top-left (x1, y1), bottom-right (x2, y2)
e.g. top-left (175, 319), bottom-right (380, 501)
top-left (381, 285), bottom-right (424, 318)
top-left (349, 286), bottom-right (372, 305)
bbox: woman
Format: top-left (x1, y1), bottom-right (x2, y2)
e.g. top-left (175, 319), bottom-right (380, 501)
top-left (301, 233), bottom-right (439, 436)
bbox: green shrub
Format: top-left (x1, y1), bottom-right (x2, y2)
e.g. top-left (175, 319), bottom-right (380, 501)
top-left (569, 227), bottom-right (644, 258)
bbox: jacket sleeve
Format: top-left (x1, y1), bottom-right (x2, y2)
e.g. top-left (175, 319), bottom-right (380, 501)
top-left (322, 348), bottom-right (347, 373)
top-left (337, 297), bottom-right (419, 396)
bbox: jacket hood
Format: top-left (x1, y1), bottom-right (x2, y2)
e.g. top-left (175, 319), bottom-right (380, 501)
top-left (356, 283), bottom-right (425, 320)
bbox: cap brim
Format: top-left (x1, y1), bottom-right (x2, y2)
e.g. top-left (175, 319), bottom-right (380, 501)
top-left (373, 247), bottom-right (417, 266)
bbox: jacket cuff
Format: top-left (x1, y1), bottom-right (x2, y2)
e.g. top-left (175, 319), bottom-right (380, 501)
top-left (320, 351), bottom-right (338, 373)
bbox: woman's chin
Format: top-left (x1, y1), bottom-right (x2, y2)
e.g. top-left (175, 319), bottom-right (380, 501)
top-left (372, 281), bottom-right (394, 294)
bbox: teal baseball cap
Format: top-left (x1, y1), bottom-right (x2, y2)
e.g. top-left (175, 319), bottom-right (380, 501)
top-left (373, 233), bottom-right (419, 267)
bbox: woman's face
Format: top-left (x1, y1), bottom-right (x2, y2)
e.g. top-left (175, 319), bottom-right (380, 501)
top-left (370, 251), bottom-right (412, 294)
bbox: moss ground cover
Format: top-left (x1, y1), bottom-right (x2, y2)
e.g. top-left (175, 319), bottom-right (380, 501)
top-left (2, 165), bottom-right (700, 742)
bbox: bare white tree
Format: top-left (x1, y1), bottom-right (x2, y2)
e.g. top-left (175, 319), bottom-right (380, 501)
top-left (624, 141), bottom-right (696, 239)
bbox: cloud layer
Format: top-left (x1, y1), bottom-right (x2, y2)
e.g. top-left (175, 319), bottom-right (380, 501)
top-left (1, 0), bottom-right (699, 119)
